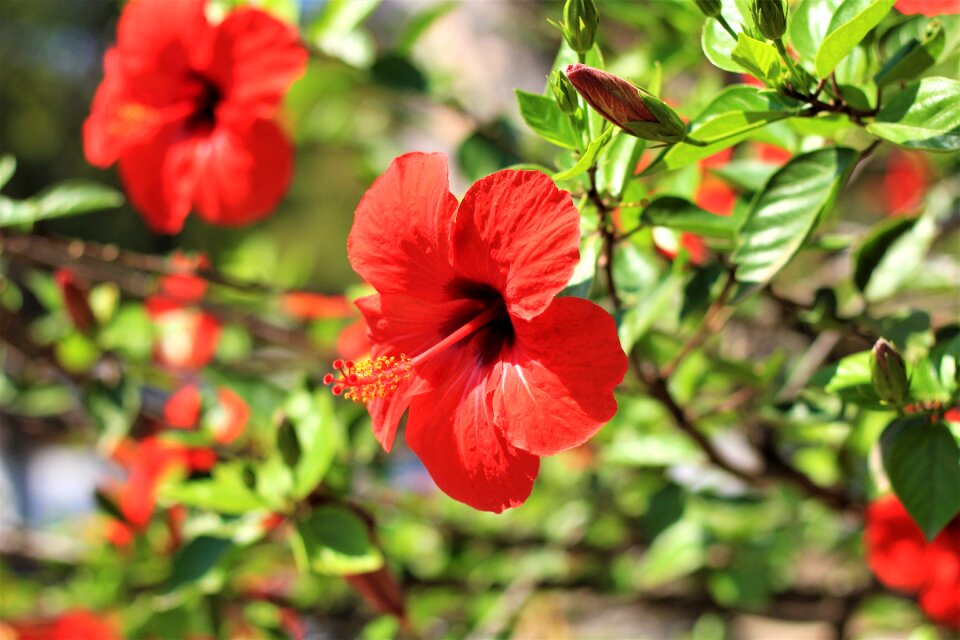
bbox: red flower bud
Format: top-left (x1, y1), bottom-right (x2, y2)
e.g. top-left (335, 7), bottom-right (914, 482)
top-left (565, 64), bottom-right (687, 143)
top-left (565, 63), bottom-right (656, 126)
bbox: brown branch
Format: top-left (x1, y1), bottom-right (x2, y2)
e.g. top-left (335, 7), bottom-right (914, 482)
top-left (661, 269), bottom-right (737, 379)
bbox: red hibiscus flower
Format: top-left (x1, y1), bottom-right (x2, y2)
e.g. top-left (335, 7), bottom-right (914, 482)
top-left (324, 153), bottom-right (627, 512)
top-left (83, 0), bottom-right (306, 233)
top-left (865, 494), bottom-right (960, 629)
top-left (108, 436), bottom-right (217, 538)
top-left (6, 609), bottom-right (122, 640)
top-left (209, 387), bottom-right (250, 444)
top-left (164, 384), bottom-right (202, 429)
top-left (281, 292), bottom-right (355, 320)
top-left (882, 150), bottom-right (930, 216)
top-left (895, 0), bottom-right (960, 15)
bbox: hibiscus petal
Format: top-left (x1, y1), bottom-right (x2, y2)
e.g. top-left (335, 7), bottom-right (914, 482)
top-left (355, 293), bottom-right (483, 451)
top-left (452, 169), bottom-right (580, 320)
top-left (493, 296), bottom-right (626, 456)
top-left (118, 124), bottom-right (200, 234)
top-left (203, 7), bottom-right (307, 125)
top-left (405, 337), bottom-right (540, 513)
top-left (348, 153), bottom-right (459, 303)
top-left (192, 120), bottom-right (294, 227)
top-left (115, 0), bottom-right (208, 101)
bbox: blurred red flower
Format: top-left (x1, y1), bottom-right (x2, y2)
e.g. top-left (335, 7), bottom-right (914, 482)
top-left (281, 292), bottom-right (355, 320)
top-left (882, 150), bottom-right (930, 216)
top-left (895, 0), bottom-right (960, 15)
top-left (5, 609), bottom-right (121, 640)
top-left (865, 494), bottom-right (960, 629)
top-left (107, 436), bottom-right (217, 541)
top-left (210, 387), bottom-right (250, 444)
top-left (164, 384), bottom-right (202, 429)
top-left (83, 0), bottom-right (306, 233)
top-left (326, 153), bottom-right (627, 512)
top-left (146, 295), bottom-right (221, 370)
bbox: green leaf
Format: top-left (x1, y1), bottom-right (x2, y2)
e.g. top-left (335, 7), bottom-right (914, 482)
top-left (655, 87), bottom-right (796, 171)
top-left (732, 33), bottom-right (781, 84)
top-left (285, 389), bottom-right (339, 500)
top-left (618, 265), bottom-right (683, 354)
top-left (867, 77), bottom-right (960, 151)
top-left (84, 377), bottom-right (142, 449)
top-left (515, 90), bottom-right (579, 150)
top-left (0, 155), bottom-right (15, 190)
top-left (166, 536), bottom-right (233, 593)
top-left (862, 211), bottom-right (938, 301)
top-left (708, 159), bottom-right (780, 192)
top-left (291, 505), bottom-right (383, 575)
top-left (810, 350), bottom-right (883, 408)
top-left (562, 234), bottom-right (601, 299)
top-left (0, 181), bottom-right (124, 228)
top-left (310, 0), bottom-right (380, 39)
top-left (702, 0), bottom-right (753, 73)
top-left (732, 147), bottom-right (856, 285)
top-left (815, 0), bottom-right (896, 78)
top-left (875, 19), bottom-right (946, 87)
top-left (596, 132), bottom-right (646, 199)
top-left (641, 197), bottom-right (738, 238)
top-left (160, 462), bottom-right (267, 514)
top-left (852, 216), bottom-right (916, 293)
top-left (553, 125), bottom-right (615, 181)
top-left (789, 0), bottom-right (845, 66)
top-left (636, 520), bottom-right (706, 588)
top-left (881, 417), bottom-right (960, 540)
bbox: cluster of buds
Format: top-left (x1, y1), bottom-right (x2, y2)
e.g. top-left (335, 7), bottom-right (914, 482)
top-left (565, 63), bottom-right (686, 143)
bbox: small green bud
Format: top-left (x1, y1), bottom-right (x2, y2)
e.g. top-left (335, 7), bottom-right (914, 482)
top-left (872, 338), bottom-right (910, 405)
top-left (562, 0), bottom-right (599, 54)
top-left (695, 0), bottom-right (723, 18)
top-left (751, 0), bottom-right (787, 41)
top-left (550, 71), bottom-right (579, 115)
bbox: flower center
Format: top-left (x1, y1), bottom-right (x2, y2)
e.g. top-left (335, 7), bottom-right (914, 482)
top-left (187, 74), bottom-right (223, 130)
top-left (324, 304), bottom-right (506, 403)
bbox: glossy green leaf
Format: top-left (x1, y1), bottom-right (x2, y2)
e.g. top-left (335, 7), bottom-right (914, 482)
top-left (597, 131), bottom-right (645, 199)
top-left (0, 181), bottom-right (123, 228)
top-left (636, 520), bottom-right (706, 588)
top-left (702, 0), bottom-right (754, 73)
top-left (852, 216), bottom-right (915, 292)
top-left (882, 417), bottom-right (960, 540)
top-left (553, 125), bottom-right (615, 181)
top-left (732, 147), bottom-right (856, 285)
top-left (815, 0), bottom-right (896, 78)
top-left (166, 536), bottom-right (233, 593)
top-left (515, 90), bottom-right (580, 150)
top-left (292, 505), bottom-right (383, 575)
top-left (789, 0), bottom-right (844, 65)
top-left (160, 462), bottom-right (267, 514)
top-left (867, 77), bottom-right (960, 151)
top-left (875, 20), bottom-right (946, 87)
top-left (731, 33), bottom-right (781, 84)
top-left (655, 87), bottom-right (796, 171)
top-left (641, 197), bottom-right (738, 238)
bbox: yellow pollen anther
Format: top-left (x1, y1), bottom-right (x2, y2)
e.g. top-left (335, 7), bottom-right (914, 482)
top-left (324, 354), bottom-right (412, 403)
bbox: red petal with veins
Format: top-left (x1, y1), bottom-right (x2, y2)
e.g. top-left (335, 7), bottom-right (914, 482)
top-left (452, 169), bottom-right (580, 320)
top-left (348, 153), bottom-right (459, 302)
top-left (493, 297), bottom-right (626, 456)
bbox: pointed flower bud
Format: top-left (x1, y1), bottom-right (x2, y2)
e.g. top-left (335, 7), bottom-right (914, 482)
top-left (695, 0), bottom-right (723, 18)
top-left (550, 70), bottom-right (579, 115)
top-left (561, 0), bottom-right (599, 54)
top-left (751, 0), bottom-right (787, 41)
top-left (565, 63), bottom-right (687, 143)
top-left (871, 338), bottom-right (909, 405)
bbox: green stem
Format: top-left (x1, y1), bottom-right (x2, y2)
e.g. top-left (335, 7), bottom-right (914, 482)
top-left (715, 14), bottom-right (738, 40)
top-left (774, 38), bottom-right (805, 90)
